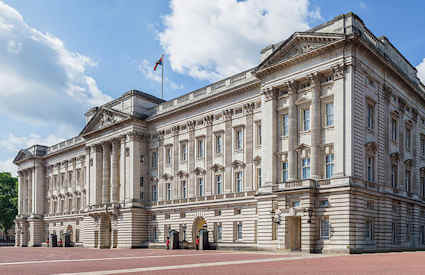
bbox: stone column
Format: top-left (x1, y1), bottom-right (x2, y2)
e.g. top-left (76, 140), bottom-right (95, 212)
top-left (18, 172), bottom-right (24, 215)
top-left (205, 115), bottom-right (213, 195)
top-left (172, 127), bottom-right (180, 199)
top-left (111, 140), bottom-right (120, 203)
top-left (310, 73), bottom-right (322, 179)
top-left (188, 121), bottom-right (196, 197)
top-left (119, 135), bottom-right (127, 202)
top-left (260, 87), bottom-right (278, 193)
top-left (287, 81), bottom-right (298, 181)
top-left (28, 168), bottom-right (33, 215)
top-left (223, 110), bottom-right (233, 193)
top-left (244, 103), bottom-right (255, 191)
top-left (127, 132), bottom-right (141, 202)
top-left (102, 142), bottom-right (111, 205)
top-left (33, 160), bottom-right (45, 216)
top-left (333, 64), bottom-right (346, 177)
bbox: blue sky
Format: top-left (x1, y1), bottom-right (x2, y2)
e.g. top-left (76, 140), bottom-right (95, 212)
top-left (1, 0), bottom-right (425, 174)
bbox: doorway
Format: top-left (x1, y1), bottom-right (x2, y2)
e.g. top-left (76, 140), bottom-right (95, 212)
top-left (192, 217), bottom-right (206, 247)
top-left (285, 216), bottom-right (301, 251)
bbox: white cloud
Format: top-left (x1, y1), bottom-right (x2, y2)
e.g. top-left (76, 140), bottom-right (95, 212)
top-left (0, 158), bottom-right (17, 176)
top-left (417, 58), bottom-right (425, 84)
top-left (158, 0), bottom-right (321, 81)
top-left (0, 133), bottom-right (64, 153)
top-left (138, 59), bottom-right (184, 90)
top-left (0, 1), bottom-right (112, 131)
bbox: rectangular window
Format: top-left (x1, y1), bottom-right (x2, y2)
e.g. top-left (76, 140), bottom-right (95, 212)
top-left (367, 104), bottom-right (374, 129)
top-left (166, 147), bottom-right (172, 166)
top-left (181, 180), bottom-right (187, 199)
top-left (421, 135), bottom-right (425, 156)
top-left (326, 103), bottom-right (334, 126)
top-left (405, 168), bottom-right (411, 193)
top-left (181, 143), bottom-right (187, 161)
top-left (256, 123), bottom-right (262, 146)
top-left (421, 176), bottom-right (425, 198)
top-left (217, 224), bottom-right (222, 241)
top-left (282, 162), bottom-right (288, 182)
top-left (391, 119), bottom-right (398, 141)
top-left (406, 128), bottom-right (411, 152)
top-left (292, 200), bottom-right (300, 208)
top-left (391, 165), bottom-right (398, 189)
top-left (320, 216), bottom-right (329, 240)
top-left (235, 171), bottom-right (243, 193)
top-left (167, 183), bottom-right (172, 200)
top-left (152, 151), bottom-right (158, 168)
top-left (392, 223), bottom-right (397, 244)
top-left (303, 109), bottom-right (310, 131)
top-left (367, 156), bottom-right (375, 182)
top-left (216, 175), bottom-right (222, 194)
top-left (282, 114), bottom-right (288, 136)
top-left (235, 129), bottom-right (244, 151)
top-left (140, 176), bottom-right (144, 200)
top-left (198, 178), bottom-right (204, 196)
top-left (197, 139), bottom-right (204, 158)
top-left (325, 154), bottom-right (334, 178)
top-left (237, 223), bottom-right (243, 240)
top-left (215, 135), bottom-right (222, 154)
top-left (302, 158), bottom-right (310, 179)
top-left (365, 218), bottom-right (374, 240)
top-left (256, 168), bottom-right (262, 188)
top-left (152, 185), bottom-right (157, 201)
top-left (319, 199), bottom-right (329, 207)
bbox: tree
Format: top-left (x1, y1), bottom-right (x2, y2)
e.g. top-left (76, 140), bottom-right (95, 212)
top-left (0, 172), bottom-right (18, 241)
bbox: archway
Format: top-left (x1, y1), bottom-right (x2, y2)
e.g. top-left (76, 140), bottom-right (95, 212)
top-left (192, 217), bottom-right (206, 248)
top-left (100, 215), bottom-right (112, 249)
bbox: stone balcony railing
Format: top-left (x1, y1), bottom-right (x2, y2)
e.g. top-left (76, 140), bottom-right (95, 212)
top-left (151, 69), bottom-right (256, 116)
top-left (279, 179), bottom-right (316, 190)
top-left (149, 191), bottom-right (256, 207)
top-left (47, 136), bottom-right (84, 155)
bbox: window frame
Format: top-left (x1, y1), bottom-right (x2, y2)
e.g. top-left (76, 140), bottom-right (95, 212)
top-left (320, 216), bottom-right (330, 240)
top-left (302, 158), bottom-right (311, 179)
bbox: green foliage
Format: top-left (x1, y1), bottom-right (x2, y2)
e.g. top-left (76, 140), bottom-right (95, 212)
top-left (0, 172), bottom-right (18, 239)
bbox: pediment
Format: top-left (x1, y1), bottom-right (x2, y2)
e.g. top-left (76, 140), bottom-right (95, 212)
top-left (80, 107), bottom-right (131, 136)
top-left (258, 32), bottom-right (345, 72)
top-left (13, 149), bottom-right (32, 164)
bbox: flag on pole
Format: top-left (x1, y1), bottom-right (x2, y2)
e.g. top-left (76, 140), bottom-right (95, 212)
top-left (154, 55), bottom-right (163, 71)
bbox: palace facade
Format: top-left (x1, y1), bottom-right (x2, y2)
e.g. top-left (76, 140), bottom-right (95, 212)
top-left (14, 13), bottom-right (425, 253)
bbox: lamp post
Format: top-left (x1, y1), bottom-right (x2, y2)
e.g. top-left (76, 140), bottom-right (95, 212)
top-left (270, 209), bottom-right (281, 225)
top-left (304, 207), bottom-right (313, 223)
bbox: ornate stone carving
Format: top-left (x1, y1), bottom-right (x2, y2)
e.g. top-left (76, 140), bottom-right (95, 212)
top-left (383, 84), bottom-right (392, 101)
top-left (210, 164), bottom-right (225, 172)
top-left (231, 160), bottom-right (246, 169)
top-left (390, 152), bottom-right (400, 163)
top-left (193, 167), bottom-right (206, 175)
top-left (308, 72), bottom-right (321, 87)
top-left (186, 120), bottom-right (196, 131)
top-left (99, 110), bottom-right (117, 128)
top-left (243, 102), bottom-right (255, 114)
top-left (398, 97), bottom-right (407, 113)
top-left (365, 141), bottom-right (378, 155)
top-left (286, 80), bottom-right (298, 94)
top-left (332, 64), bottom-right (346, 80)
top-left (203, 115), bottom-right (214, 126)
top-left (222, 109), bottom-right (234, 121)
top-left (262, 87), bottom-right (278, 102)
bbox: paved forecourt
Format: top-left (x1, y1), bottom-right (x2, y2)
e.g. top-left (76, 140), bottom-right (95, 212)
top-left (1, 248), bottom-right (425, 275)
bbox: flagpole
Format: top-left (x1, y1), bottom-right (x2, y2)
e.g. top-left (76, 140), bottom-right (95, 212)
top-left (161, 57), bottom-right (164, 99)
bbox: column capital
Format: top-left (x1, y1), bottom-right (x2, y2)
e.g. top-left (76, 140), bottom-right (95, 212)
top-left (308, 72), bottom-right (321, 88)
top-left (262, 86), bottom-right (278, 102)
top-left (222, 109), bottom-right (234, 121)
top-left (285, 80), bottom-right (298, 95)
top-left (332, 63), bottom-right (346, 80)
top-left (111, 139), bottom-right (120, 153)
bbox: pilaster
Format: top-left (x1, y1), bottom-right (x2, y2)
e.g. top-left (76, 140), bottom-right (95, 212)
top-left (128, 132), bottom-right (142, 203)
top-left (333, 64), bottom-right (347, 177)
top-left (111, 139), bottom-right (120, 203)
top-left (310, 73), bottom-right (322, 179)
top-left (102, 142), bottom-right (111, 205)
top-left (205, 115), bottom-right (213, 195)
top-left (260, 87), bottom-right (278, 193)
top-left (287, 81), bottom-right (299, 181)
top-left (224, 110), bottom-right (233, 193)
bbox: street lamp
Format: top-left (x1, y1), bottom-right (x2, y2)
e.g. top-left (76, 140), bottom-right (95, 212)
top-left (304, 207), bottom-right (313, 223)
top-left (270, 209), bottom-right (281, 225)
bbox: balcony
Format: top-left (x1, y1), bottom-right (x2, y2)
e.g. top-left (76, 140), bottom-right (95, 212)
top-left (279, 179), bottom-right (315, 190)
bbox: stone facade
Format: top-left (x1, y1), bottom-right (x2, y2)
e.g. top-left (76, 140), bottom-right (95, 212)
top-left (14, 12), bottom-right (425, 253)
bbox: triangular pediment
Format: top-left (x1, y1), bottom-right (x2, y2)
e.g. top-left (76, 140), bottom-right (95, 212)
top-left (80, 107), bottom-right (131, 136)
top-left (258, 32), bottom-right (345, 72)
top-left (13, 149), bottom-right (32, 164)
